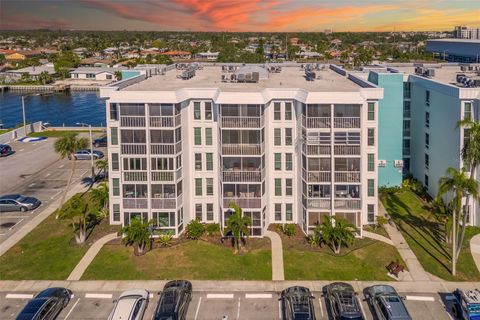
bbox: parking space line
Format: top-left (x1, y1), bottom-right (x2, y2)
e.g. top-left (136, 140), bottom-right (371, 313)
top-left (50, 190), bottom-right (62, 200)
top-left (206, 293), bottom-right (234, 299)
top-left (278, 300), bottom-right (282, 320)
top-left (19, 149), bottom-right (24, 152)
top-left (64, 298), bottom-right (80, 320)
top-left (59, 164), bottom-right (65, 168)
top-left (194, 297), bottom-right (202, 320)
top-left (236, 297), bottom-right (240, 320)
top-left (318, 298), bottom-right (324, 319)
top-left (406, 295), bottom-right (435, 302)
top-left (358, 298), bottom-right (367, 320)
top-left (85, 293), bottom-right (112, 299)
top-left (45, 173), bottom-right (51, 178)
top-left (9, 219), bottom-right (24, 230)
top-left (6, 293), bottom-right (33, 299)
top-left (28, 183), bottom-right (36, 187)
top-left (245, 293), bottom-right (272, 299)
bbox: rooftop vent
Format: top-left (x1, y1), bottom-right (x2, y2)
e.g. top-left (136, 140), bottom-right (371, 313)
top-left (456, 73), bottom-right (480, 87)
top-left (305, 70), bottom-right (316, 81)
top-left (222, 65), bottom-right (238, 73)
top-left (415, 67), bottom-right (435, 78)
top-left (178, 67), bottom-right (195, 80)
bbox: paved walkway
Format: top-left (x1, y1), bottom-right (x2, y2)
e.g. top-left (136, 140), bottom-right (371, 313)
top-left (363, 230), bottom-right (394, 246)
top-left (67, 233), bottom-right (119, 281)
top-left (470, 233), bottom-right (480, 273)
top-left (264, 230), bottom-right (285, 281)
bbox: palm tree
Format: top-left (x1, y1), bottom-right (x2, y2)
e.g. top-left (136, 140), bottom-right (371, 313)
top-left (318, 216), bottom-right (356, 254)
top-left (226, 203), bottom-right (251, 255)
top-left (121, 217), bottom-right (153, 256)
top-left (54, 133), bottom-right (88, 210)
top-left (438, 167), bottom-right (479, 275)
top-left (58, 195), bottom-right (89, 244)
top-left (90, 182), bottom-right (109, 215)
top-left (95, 158), bottom-right (108, 176)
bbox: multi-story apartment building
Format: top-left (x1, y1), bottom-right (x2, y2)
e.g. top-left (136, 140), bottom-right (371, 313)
top-left (100, 63), bottom-right (383, 237)
top-left (454, 26), bottom-right (480, 40)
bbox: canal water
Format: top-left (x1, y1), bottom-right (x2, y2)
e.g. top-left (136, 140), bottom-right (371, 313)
top-left (0, 92), bottom-right (106, 128)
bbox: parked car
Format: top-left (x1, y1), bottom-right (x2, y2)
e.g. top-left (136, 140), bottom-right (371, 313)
top-left (451, 288), bottom-right (480, 320)
top-left (281, 286), bottom-right (316, 320)
top-left (366, 285), bottom-right (411, 320)
top-left (0, 194), bottom-right (41, 212)
top-left (69, 149), bottom-right (104, 160)
top-left (0, 144), bottom-right (13, 157)
top-left (16, 287), bottom-right (71, 320)
top-left (324, 282), bottom-right (364, 320)
top-left (153, 280), bottom-right (193, 320)
top-left (108, 289), bottom-right (149, 320)
top-left (93, 136), bottom-right (107, 147)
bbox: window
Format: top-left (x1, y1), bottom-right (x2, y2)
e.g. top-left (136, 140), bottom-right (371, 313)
top-left (286, 204), bottom-right (293, 221)
top-left (403, 139), bottom-right (410, 156)
top-left (176, 155), bottom-right (182, 168)
top-left (367, 204), bottom-right (375, 223)
top-left (367, 102), bottom-right (375, 121)
top-left (112, 178), bottom-right (120, 196)
top-left (368, 179), bottom-right (375, 197)
top-left (194, 102), bottom-right (201, 120)
top-left (285, 102), bottom-right (292, 120)
top-left (425, 153), bottom-right (429, 169)
top-left (106, 74), bottom-right (113, 80)
top-left (368, 154), bottom-right (375, 172)
top-left (425, 133), bottom-right (430, 149)
top-left (285, 128), bottom-right (293, 145)
top-left (334, 132), bottom-right (360, 145)
top-left (367, 128), bottom-right (375, 146)
top-left (194, 128), bottom-right (201, 145)
top-left (112, 153), bottom-right (119, 171)
top-left (274, 153), bottom-right (281, 170)
top-left (404, 101), bottom-right (411, 118)
top-left (205, 128), bottom-right (213, 145)
top-left (206, 178), bottom-right (214, 195)
top-left (464, 102), bottom-right (472, 120)
top-left (403, 82), bottom-right (411, 98)
top-left (205, 102), bottom-right (212, 120)
top-left (275, 178), bottom-right (282, 196)
top-left (195, 153), bottom-right (202, 171)
top-left (285, 153), bottom-right (293, 171)
top-left (123, 157), bottom-right (147, 170)
top-left (425, 112), bottom-right (430, 127)
top-left (206, 203), bottom-right (214, 221)
top-left (274, 128), bottom-right (281, 146)
top-left (425, 90), bottom-right (430, 105)
top-left (274, 102), bottom-right (281, 120)
top-left (286, 179), bottom-right (293, 196)
top-left (152, 157), bottom-right (174, 170)
top-left (206, 153), bottom-right (213, 170)
top-left (403, 120), bottom-right (411, 137)
top-left (275, 204), bottom-right (282, 221)
top-left (195, 178), bottom-right (202, 196)
top-left (425, 174), bottom-right (429, 187)
top-left (113, 204), bottom-right (120, 222)
top-left (110, 103), bottom-right (118, 120)
top-left (195, 204), bottom-right (202, 220)
top-left (111, 127), bottom-right (118, 145)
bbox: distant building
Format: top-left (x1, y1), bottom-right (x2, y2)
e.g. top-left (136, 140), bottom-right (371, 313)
top-left (426, 39), bottom-right (480, 63)
top-left (324, 29), bottom-right (333, 35)
top-left (289, 37), bottom-right (299, 45)
top-left (196, 51), bottom-right (219, 61)
top-left (160, 51), bottom-right (191, 60)
top-left (70, 67), bottom-right (125, 81)
top-left (454, 26), bottom-right (480, 40)
top-left (5, 65), bottom-right (56, 79)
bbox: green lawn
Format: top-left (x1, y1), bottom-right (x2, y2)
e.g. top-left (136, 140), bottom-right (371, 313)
top-left (381, 189), bottom-right (480, 281)
top-left (29, 130), bottom-right (104, 138)
top-left (284, 239), bottom-right (403, 280)
top-left (0, 129), bottom-right (12, 135)
top-left (82, 240), bottom-right (272, 280)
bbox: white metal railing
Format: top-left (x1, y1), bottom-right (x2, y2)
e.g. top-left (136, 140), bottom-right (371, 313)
top-left (151, 171), bottom-right (174, 181)
top-left (120, 116), bottom-right (145, 127)
top-left (177, 194), bottom-right (183, 207)
top-left (151, 198), bottom-right (176, 209)
top-left (223, 197), bottom-right (262, 208)
top-left (123, 171), bottom-right (148, 181)
top-left (121, 144), bottom-right (146, 154)
top-left (334, 199), bottom-right (361, 210)
top-left (175, 168), bottom-right (183, 180)
top-left (151, 144), bottom-right (175, 154)
top-left (222, 170), bottom-right (263, 182)
top-left (150, 116), bottom-right (174, 127)
top-left (334, 145), bottom-right (360, 155)
top-left (302, 144), bottom-right (331, 155)
top-left (334, 171), bottom-right (360, 183)
top-left (333, 117), bottom-right (360, 128)
top-left (175, 141), bottom-right (182, 153)
top-left (302, 115), bottom-right (331, 128)
top-left (302, 169), bottom-right (331, 182)
top-left (222, 143), bottom-right (263, 155)
top-left (175, 114), bottom-right (181, 127)
top-left (123, 198), bottom-right (148, 209)
top-left (306, 198), bottom-right (331, 209)
top-left (221, 116), bottom-right (263, 128)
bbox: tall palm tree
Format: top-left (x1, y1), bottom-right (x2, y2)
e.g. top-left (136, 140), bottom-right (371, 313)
top-left (226, 203), bottom-right (251, 255)
top-left (95, 158), bottom-right (108, 176)
top-left (438, 167), bottom-right (479, 276)
top-left (318, 216), bottom-right (356, 254)
top-left (121, 217), bottom-right (153, 256)
top-left (54, 133), bottom-right (88, 210)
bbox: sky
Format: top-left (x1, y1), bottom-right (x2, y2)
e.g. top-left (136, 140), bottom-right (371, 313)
top-left (1, 0), bottom-right (479, 32)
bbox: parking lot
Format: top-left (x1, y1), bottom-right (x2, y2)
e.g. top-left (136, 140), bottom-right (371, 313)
top-left (0, 289), bottom-right (455, 319)
top-left (0, 133), bottom-right (106, 244)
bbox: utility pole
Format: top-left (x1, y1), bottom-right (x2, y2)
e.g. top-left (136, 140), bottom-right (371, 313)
top-left (89, 124), bottom-right (95, 181)
top-left (22, 95), bottom-right (27, 136)
top-left (452, 201), bottom-right (457, 276)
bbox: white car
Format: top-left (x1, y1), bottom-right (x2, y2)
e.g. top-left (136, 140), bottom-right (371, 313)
top-left (108, 289), bottom-right (149, 320)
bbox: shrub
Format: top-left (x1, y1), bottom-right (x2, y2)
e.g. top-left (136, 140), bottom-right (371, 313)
top-left (206, 223), bottom-right (220, 236)
top-left (157, 234), bottom-right (173, 247)
top-left (186, 219), bottom-right (205, 239)
top-left (308, 233), bottom-right (321, 247)
top-left (281, 224), bottom-right (297, 237)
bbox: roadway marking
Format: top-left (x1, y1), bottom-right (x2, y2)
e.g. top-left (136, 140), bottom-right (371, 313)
top-left (64, 298), bottom-right (80, 320)
top-left (9, 219), bottom-right (24, 230)
top-left (50, 190), bottom-right (62, 200)
top-left (59, 164), bottom-right (65, 168)
top-left (236, 297), bottom-right (241, 320)
top-left (358, 298), bottom-right (367, 320)
top-left (318, 298), bottom-right (324, 319)
top-left (406, 295), bottom-right (435, 302)
top-left (28, 183), bottom-right (36, 187)
top-left (45, 173), bottom-right (51, 178)
top-left (19, 149), bottom-right (24, 152)
top-left (206, 293), bottom-right (234, 299)
top-left (245, 293), bottom-right (272, 299)
top-left (6, 293), bottom-right (33, 299)
top-left (194, 297), bottom-right (202, 320)
top-left (85, 293), bottom-right (112, 299)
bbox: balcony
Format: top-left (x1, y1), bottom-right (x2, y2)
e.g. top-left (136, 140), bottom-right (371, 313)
top-left (121, 144), bottom-right (146, 155)
top-left (333, 117), bottom-right (360, 128)
top-left (334, 145), bottom-right (360, 155)
top-left (151, 171), bottom-right (174, 181)
top-left (302, 169), bottom-right (331, 182)
top-left (223, 197), bottom-right (262, 208)
top-left (151, 142), bottom-right (181, 155)
top-left (302, 144), bottom-right (331, 155)
top-left (151, 198), bottom-right (177, 209)
top-left (222, 144), bottom-right (263, 155)
top-left (150, 116), bottom-right (180, 127)
top-left (123, 171), bottom-right (148, 181)
top-left (123, 198), bottom-right (148, 209)
top-left (120, 116), bottom-right (146, 127)
top-left (176, 168), bottom-right (183, 180)
top-left (306, 198), bottom-right (331, 209)
top-left (334, 171), bottom-right (360, 183)
top-left (334, 199), bottom-right (361, 210)
top-left (302, 115), bottom-right (331, 128)
top-left (221, 116), bottom-right (263, 128)
top-left (222, 170), bottom-right (263, 182)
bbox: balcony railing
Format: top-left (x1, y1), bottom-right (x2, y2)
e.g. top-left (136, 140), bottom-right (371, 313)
top-left (123, 198), bottom-right (148, 209)
top-left (123, 171), bottom-right (148, 181)
top-left (302, 169), bottom-right (331, 182)
top-left (334, 199), bottom-right (361, 210)
top-left (221, 116), bottom-right (263, 128)
top-left (334, 171), bottom-right (360, 183)
top-left (302, 144), bottom-right (331, 155)
top-left (222, 144), bottom-right (263, 155)
top-left (150, 116), bottom-right (174, 127)
top-left (306, 198), bottom-right (331, 209)
top-left (151, 198), bottom-right (177, 209)
top-left (302, 115), bottom-right (331, 128)
top-left (333, 117), bottom-right (360, 128)
top-left (222, 170), bottom-right (263, 182)
top-left (176, 168), bottom-right (183, 180)
top-left (121, 144), bottom-right (146, 155)
top-left (151, 171), bottom-right (174, 181)
top-left (334, 145), bottom-right (360, 155)
top-left (223, 197), bottom-right (262, 208)
top-left (120, 116), bottom-right (146, 127)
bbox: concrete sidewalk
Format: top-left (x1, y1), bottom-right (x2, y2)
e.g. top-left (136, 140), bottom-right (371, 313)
top-left (471, 233), bottom-right (480, 272)
top-left (363, 230), bottom-right (394, 246)
top-left (264, 230), bottom-right (285, 281)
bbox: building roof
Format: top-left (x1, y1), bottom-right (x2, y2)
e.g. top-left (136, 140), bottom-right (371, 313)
top-left (70, 67), bottom-right (125, 75)
top-left (6, 65), bottom-right (56, 75)
top-left (161, 51), bottom-right (191, 56)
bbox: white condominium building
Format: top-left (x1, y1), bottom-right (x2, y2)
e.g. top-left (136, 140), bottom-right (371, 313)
top-left (454, 26), bottom-right (480, 40)
top-left (100, 63), bottom-right (383, 237)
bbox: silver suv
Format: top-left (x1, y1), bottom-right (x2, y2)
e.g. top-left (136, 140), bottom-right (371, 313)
top-left (108, 289), bottom-right (149, 320)
top-left (366, 285), bottom-right (411, 320)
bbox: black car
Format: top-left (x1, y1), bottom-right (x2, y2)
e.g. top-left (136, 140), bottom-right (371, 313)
top-left (153, 280), bottom-right (192, 320)
top-left (0, 144), bottom-right (13, 157)
top-left (324, 283), bottom-right (364, 320)
top-left (16, 287), bottom-right (71, 320)
top-left (281, 286), bottom-right (316, 320)
top-left (93, 136), bottom-right (107, 147)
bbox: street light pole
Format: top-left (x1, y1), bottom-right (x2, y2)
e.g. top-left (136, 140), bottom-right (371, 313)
top-left (22, 95), bottom-right (27, 136)
top-left (89, 125), bottom-right (95, 181)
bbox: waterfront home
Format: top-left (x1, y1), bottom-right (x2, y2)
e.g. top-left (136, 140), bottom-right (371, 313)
top-left (5, 65), bottom-right (56, 80)
top-left (70, 67), bottom-right (126, 81)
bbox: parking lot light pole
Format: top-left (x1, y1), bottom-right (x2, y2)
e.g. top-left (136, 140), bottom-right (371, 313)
top-left (89, 124), bottom-right (95, 181)
top-left (22, 96), bottom-right (27, 136)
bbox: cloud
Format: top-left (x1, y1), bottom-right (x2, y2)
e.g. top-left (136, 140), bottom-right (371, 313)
top-left (0, 15), bottom-right (71, 30)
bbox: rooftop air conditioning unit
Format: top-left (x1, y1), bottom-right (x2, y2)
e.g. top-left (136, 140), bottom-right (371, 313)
top-left (378, 160), bottom-right (387, 167)
top-left (426, 69), bottom-right (435, 77)
top-left (461, 65), bottom-right (468, 71)
top-left (252, 72), bottom-right (259, 82)
top-left (394, 160), bottom-right (404, 168)
top-left (473, 79), bottom-right (480, 87)
top-left (457, 74), bottom-right (466, 82)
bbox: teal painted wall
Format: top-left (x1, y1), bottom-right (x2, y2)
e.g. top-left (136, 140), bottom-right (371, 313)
top-left (368, 72), bottom-right (404, 187)
top-left (121, 70), bottom-right (141, 80)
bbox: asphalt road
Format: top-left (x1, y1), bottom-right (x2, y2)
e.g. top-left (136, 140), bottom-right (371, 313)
top-left (0, 134), bottom-right (106, 244)
top-left (0, 289), bottom-right (455, 319)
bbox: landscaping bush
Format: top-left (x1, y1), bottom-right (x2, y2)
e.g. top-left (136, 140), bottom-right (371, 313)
top-left (186, 220), bottom-right (205, 239)
top-left (281, 224), bottom-right (297, 237)
top-left (206, 223), bottom-right (220, 236)
top-left (157, 234), bottom-right (173, 247)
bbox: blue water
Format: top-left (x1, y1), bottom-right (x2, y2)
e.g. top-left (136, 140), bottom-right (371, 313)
top-left (0, 92), bottom-right (106, 128)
